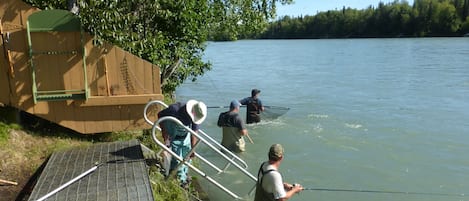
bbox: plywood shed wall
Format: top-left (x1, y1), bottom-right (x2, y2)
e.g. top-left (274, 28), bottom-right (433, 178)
top-left (0, 0), bottom-right (164, 134)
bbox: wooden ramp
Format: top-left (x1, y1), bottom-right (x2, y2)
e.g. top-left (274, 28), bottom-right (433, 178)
top-left (27, 140), bottom-right (154, 201)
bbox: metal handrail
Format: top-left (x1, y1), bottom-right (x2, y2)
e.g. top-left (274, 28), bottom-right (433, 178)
top-left (144, 100), bottom-right (249, 170)
top-left (150, 119), bottom-right (241, 199)
top-left (144, 100), bottom-right (258, 199)
top-left (198, 129), bottom-right (249, 170)
top-left (155, 116), bottom-right (257, 180)
top-left (143, 100), bottom-right (167, 125)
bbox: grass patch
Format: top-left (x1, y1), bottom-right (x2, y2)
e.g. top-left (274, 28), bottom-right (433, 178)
top-left (0, 121), bottom-right (10, 145)
top-left (149, 166), bottom-right (190, 201)
top-left (0, 120), bottom-right (21, 146)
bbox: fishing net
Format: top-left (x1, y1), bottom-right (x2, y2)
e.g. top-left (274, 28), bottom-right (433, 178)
top-left (260, 106), bottom-right (290, 120)
top-left (208, 105), bottom-right (290, 121)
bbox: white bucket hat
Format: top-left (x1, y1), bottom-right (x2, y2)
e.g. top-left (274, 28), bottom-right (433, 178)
top-left (186, 99), bottom-right (207, 124)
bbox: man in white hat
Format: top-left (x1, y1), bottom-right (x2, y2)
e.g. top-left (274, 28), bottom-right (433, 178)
top-left (157, 99), bottom-right (207, 187)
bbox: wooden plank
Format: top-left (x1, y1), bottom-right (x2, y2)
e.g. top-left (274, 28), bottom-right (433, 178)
top-left (108, 46), bottom-right (122, 95)
top-left (110, 105), bottom-right (123, 132)
top-left (83, 35), bottom-right (95, 95)
top-left (32, 101), bottom-right (50, 119)
top-left (14, 51), bottom-right (35, 108)
top-left (119, 51), bottom-right (134, 95)
top-left (0, 30), bottom-right (10, 104)
top-left (10, 29), bottom-right (33, 107)
top-left (74, 94), bottom-right (163, 107)
top-left (66, 32), bottom-right (84, 92)
top-left (32, 34), bottom-right (51, 91)
top-left (51, 101), bottom-right (77, 131)
top-left (132, 54), bottom-right (144, 94)
top-left (95, 106), bottom-right (113, 132)
top-left (60, 32), bottom-right (72, 92)
top-left (142, 61), bottom-right (152, 94)
top-left (81, 106), bottom-right (103, 134)
top-left (152, 64), bottom-right (161, 94)
top-left (129, 104), bottom-right (151, 130)
top-left (71, 102), bottom-right (87, 133)
top-left (122, 105), bottom-right (132, 131)
top-left (99, 56), bottom-right (109, 96)
top-left (85, 36), bottom-right (107, 96)
top-left (114, 47), bottom-right (126, 95)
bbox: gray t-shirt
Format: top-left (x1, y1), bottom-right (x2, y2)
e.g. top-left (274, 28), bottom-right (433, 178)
top-left (217, 111), bottom-right (246, 152)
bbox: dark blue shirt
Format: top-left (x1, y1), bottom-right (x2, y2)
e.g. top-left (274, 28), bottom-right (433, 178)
top-left (158, 102), bottom-right (200, 131)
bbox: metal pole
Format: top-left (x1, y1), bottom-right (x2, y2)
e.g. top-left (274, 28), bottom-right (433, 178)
top-left (35, 163), bottom-right (101, 201)
top-left (303, 188), bottom-right (466, 197)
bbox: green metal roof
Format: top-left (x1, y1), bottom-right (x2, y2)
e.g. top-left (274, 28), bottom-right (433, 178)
top-left (27, 9), bottom-right (81, 32)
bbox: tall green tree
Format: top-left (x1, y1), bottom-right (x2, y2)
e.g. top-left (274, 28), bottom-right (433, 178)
top-left (24, 0), bottom-right (292, 93)
top-left (260, 0), bottom-right (466, 39)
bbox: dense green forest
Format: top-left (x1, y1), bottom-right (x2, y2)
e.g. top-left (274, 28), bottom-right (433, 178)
top-left (256, 0), bottom-right (469, 39)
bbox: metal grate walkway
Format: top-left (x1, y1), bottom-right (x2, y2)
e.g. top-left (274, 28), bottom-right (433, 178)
top-left (27, 140), bottom-right (154, 201)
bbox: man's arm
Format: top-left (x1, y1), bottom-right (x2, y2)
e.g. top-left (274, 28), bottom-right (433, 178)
top-left (239, 97), bottom-right (248, 105)
top-left (189, 130), bottom-right (198, 158)
top-left (258, 99), bottom-right (265, 111)
top-left (240, 128), bottom-right (248, 136)
top-left (236, 115), bottom-right (248, 136)
top-left (278, 183), bottom-right (303, 201)
top-left (217, 112), bottom-right (225, 127)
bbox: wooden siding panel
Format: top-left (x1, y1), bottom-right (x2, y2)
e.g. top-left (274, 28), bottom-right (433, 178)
top-left (129, 104), bottom-right (150, 130)
top-left (119, 52), bottom-right (134, 95)
top-left (0, 39), bottom-right (10, 104)
top-left (133, 54), bottom-right (144, 94)
top-left (51, 101), bottom-right (76, 131)
top-left (32, 101), bottom-right (50, 119)
top-left (108, 47), bottom-right (123, 95)
top-left (65, 32), bottom-right (84, 92)
top-left (152, 64), bottom-right (161, 94)
top-left (32, 34), bottom-right (58, 92)
top-left (111, 105), bottom-right (123, 132)
top-left (96, 56), bottom-right (107, 96)
top-left (85, 38), bottom-right (109, 97)
top-left (143, 61), bottom-right (153, 94)
top-left (82, 106), bottom-right (104, 134)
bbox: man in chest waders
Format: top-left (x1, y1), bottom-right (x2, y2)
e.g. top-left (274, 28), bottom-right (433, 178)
top-left (217, 100), bottom-right (248, 152)
top-left (240, 89), bottom-right (264, 124)
top-left (157, 99), bottom-right (207, 188)
top-left (254, 144), bottom-right (303, 201)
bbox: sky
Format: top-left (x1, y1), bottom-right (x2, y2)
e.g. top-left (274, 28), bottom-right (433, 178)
top-left (276, 0), bottom-right (415, 17)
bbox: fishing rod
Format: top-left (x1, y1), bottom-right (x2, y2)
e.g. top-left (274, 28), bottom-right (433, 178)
top-left (301, 187), bottom-right (466, 197)
top-left (208, 105), bottom-right (290, 109)
top-left (208, 105), bottom-right (244, 109)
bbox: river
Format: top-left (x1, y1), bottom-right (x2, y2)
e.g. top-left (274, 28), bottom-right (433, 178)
top-left (175, 38), bottom-right (469, 201)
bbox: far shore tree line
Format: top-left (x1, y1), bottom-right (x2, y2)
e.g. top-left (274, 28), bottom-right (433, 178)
top-left (251, 0), bottom-right (469, 39)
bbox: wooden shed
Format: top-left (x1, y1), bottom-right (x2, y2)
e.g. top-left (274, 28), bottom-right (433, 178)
top-left (0, 0), bottom-right (163, 134)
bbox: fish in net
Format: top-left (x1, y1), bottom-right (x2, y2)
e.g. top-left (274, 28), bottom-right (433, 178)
top-left (260, 106), bottom-right (290, 121)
